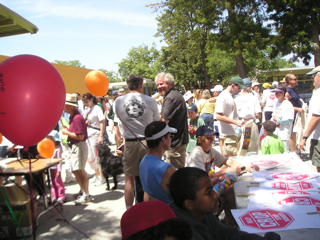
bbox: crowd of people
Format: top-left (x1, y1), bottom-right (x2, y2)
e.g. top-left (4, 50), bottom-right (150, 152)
top-left (1, 66), bottom-right (320, 239)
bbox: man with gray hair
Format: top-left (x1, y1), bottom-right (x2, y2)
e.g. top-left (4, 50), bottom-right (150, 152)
top-left (155, 72), bottom-right (188, 169)
top-left (114, 74), bottom-right (160, 209)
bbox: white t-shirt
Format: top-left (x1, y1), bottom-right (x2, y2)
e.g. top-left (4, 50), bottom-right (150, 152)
top-left (235, 93), bottom-right (261, 119)
top-left (215, 90), bottom-right (238, 136)
top-left (114, 93), bottom-right (160, 138)
top-left (272, 100), bottom-right (294, 140)
top-left (308, 88), bottom-right (320, 140)
top-left (83, 105), bottom-right (104, 136)
top-left (185, 146), bottom-right (227, 173)
top-left (262, 89), bottom-right (277, 112)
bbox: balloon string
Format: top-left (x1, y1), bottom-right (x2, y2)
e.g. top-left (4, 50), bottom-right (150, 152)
top-left (27, 151), bottom-right (37, 240)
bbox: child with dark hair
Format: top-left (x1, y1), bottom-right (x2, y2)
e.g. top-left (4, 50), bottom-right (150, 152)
top-left (121, 200), bottom-right (192, 240)
top-left (169, 167), bottom-right (280, 240)
top-left (139, 121), bottom-right (177, 203)
top-left (261, 121), bottom-right (285, 154)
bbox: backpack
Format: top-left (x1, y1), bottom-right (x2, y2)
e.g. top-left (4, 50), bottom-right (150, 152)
top-left (108, 104), bottom-right (115, 119)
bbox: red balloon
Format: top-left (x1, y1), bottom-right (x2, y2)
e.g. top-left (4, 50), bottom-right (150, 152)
top-left (0, 55), bottom-right (66, 147)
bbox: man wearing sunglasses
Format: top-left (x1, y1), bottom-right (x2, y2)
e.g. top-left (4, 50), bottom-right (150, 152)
top-left (284, 74), bottom-right (304, 153)
top-left (139, 121), bottom-right (177, 203)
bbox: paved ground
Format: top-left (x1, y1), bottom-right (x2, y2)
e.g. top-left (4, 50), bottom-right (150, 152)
top-left (27, 129), bottom-right (317, 240)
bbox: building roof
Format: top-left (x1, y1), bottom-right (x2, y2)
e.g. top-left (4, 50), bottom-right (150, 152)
top-left (0, 4), bottom-right (38, 38)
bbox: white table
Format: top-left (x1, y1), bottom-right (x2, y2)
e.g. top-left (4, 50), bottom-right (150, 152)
top-left (232, 154), bottom-right (320, 239)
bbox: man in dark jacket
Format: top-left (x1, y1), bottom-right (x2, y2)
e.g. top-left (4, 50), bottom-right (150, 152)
top-left (169, 167), bottom-right (280, 240)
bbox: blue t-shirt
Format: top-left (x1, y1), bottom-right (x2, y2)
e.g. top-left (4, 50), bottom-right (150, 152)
top-left (139, 154), bottom-right (173, 203)
top-left (286, 86), bottom-right (301, 108)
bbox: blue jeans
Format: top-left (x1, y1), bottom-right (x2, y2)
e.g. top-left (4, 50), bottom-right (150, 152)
top-left (200, 113), bottom-right (214, 129)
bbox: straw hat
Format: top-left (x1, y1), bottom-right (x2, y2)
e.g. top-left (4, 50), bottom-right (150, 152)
top-left (65, 93), bottom-right (78, 107)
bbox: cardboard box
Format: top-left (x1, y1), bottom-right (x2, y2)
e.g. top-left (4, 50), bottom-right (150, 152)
top-left (0, 185), bottom-right (37, 239)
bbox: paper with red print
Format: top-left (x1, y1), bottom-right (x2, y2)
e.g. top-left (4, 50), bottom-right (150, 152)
top-left (248, 195), bottom-right (320, 211)
top-left (232, 207), bottom-right (320, 233)
top-left (252, 171), bottom-right (320, 183)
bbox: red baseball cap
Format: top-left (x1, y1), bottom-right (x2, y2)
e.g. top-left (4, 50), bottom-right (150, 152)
top-left (121, 201), bottom-right (176, 239)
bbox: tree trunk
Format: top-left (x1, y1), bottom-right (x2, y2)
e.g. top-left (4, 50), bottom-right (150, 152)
top-left (200, 40), bottom-right (212, 89)
top-left (311, 20), bottom-right (320, 67)
top-left (234, 53), bottom-right (247, 78)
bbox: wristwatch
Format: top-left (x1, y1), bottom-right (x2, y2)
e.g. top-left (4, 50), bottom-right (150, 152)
top-left (303, 136), bottom-right (308, 140)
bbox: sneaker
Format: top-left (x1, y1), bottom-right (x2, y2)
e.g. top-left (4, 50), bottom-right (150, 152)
top-left (94, 177), bottom-right (106, 186)
top-left (89, 175), bottom-right (99, 183)
top-left (65, 176), bottom-right (76, 183)
top-left (73, 189), bottom-right (83, 199)
top-left (74, 195), bottom-right (93, 205)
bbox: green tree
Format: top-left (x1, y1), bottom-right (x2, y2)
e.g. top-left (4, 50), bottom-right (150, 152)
top-left (150, 0), bottom-right (223, 88)
top-left (52, 60), bottom-right (85, 68)
top-left (98, 69), bottom-right (121, 83)
top-left (117, 43), bottom-right (163, 81)
top-left (265, 0), bottom-right (320, 66)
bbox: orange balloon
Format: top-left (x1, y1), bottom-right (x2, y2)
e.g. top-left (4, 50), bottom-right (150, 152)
top-left (85, 70), bottom-right (109, 97)
top-left (37, 138), bottom-right (55, 159)
top-left (0, 133), bottom-right (2, 144)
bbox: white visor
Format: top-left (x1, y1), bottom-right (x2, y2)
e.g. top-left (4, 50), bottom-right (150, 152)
top-left (145, 124), bottom-right (177, 140)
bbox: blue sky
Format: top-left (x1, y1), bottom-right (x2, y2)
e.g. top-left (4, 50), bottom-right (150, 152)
top-left (1, 0), bottom-right (165, 72)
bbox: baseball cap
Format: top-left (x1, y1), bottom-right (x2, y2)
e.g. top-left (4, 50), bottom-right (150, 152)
top-left (196, 125), bottom-right (218, 138)
top-left (252, 82), bottom-right (260, 88)
top-left (183, 91), bottom-right (193, 102)
top-left (229, 76), bottom-right (246, 89)
top-left (262, 83), bottom-right (271, 88)
top-left (48, 130), bottom-right (60, 142)
top-left (121, 201), bottom-right (176, 240)
top-left (272, 81), bottom-right (278, 88)
top-left (210, 85), bottom-right (223, 92)
top-left (242, 78), bottom-right (252, 87)
top-left (187, 103), bottom-right (198, 112)
top-left (307, 66), bottom-right (320, 75)
top-left (271, 88), bottom-right (283, 93)
top-left (112, 90), bottom-right (119, 96)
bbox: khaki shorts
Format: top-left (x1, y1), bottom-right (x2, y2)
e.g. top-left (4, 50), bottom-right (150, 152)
top-left (220, 135), bottom-right (240, 156)
top-left (67, 141), bottom-right (88, 171)
top-left (123, 140), bottom-right (148, 176)
top-left (166, 144), bottom-right (187, 169)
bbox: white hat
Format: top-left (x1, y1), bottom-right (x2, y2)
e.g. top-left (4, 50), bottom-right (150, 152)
top-left (272, 81), bottom-right (279, 87)
top-left (252, 82), bottom-right (260, 87)
top-left (65, 93), bottom-right (78, 107)
top-left (183, 91), bottom-right (193, 102)
top-left (210, 85), bottom-right (223, 92)
top-left (307, 66), bottom-right (320, 75)
top-left (145, 124), bottom-right (177, 140)
top-left (151, 93), bottom-right (163, 102)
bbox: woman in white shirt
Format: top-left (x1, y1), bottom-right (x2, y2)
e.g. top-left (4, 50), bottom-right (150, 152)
top-left (82, 93), bottom-right (106, 186)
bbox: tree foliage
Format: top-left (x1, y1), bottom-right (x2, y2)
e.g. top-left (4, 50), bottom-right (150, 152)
top-left (98, 69), bottom-right (121, 83)
top-left (52, 60), bottom-right (85, 68)
top-left (265, 0), bottom-right (320, 66)
top-left (117, 43), bottom-right (163, 81)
